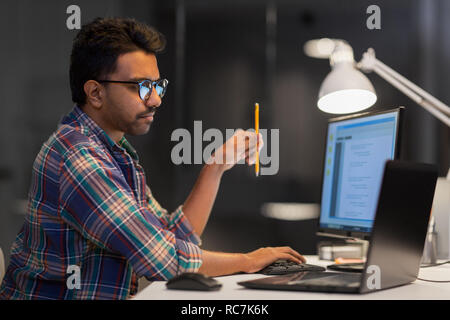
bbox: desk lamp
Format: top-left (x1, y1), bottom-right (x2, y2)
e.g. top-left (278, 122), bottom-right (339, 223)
top-left (304, 38), bottom-right (450, 127)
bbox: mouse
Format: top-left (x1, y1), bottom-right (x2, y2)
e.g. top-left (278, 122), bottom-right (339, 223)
top-left (166, 272), bottom-right (222, 291)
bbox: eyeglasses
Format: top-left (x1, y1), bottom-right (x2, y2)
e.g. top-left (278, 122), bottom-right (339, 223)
top-left (97, 78), bottom-right (169, 102)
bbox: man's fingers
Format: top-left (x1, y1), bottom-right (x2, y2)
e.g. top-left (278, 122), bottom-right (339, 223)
top-left (279, 246), bottom-right (307, 263)
top-left (242, 135), bottom-right (263, 153)
top-left (222, 130), bottom-right (265, 165)
top-left (286, 248), bottom-right (307, 263)
top-left (233, 131), bottom-right (263, 150)
top-left (246, 149), bottom-right (258, 165)
top-left (277, 253), bottom-right (302, 265)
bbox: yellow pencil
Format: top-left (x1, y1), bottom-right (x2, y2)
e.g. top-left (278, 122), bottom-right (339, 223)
top-left (255, 103), bottom-right (259, 177)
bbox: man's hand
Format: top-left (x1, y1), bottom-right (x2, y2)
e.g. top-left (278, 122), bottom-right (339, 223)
top-left (207, 129), bottom-right (264, 172)
top-left (198, 247), bottom-right (306, 277)
top-left (242, 246), bottom-right (307, 273)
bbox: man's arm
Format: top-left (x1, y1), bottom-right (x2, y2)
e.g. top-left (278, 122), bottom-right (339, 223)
top-left (181, 163), bottom-right (224, 237)
top-left (182, 130), bottom-right (308, 275)
top-left (59, 144), bottom-right (202, 280)
top-left (182, 129), bottom-right (263, 237)
top-left (198, 247), bottom-right (307, 276)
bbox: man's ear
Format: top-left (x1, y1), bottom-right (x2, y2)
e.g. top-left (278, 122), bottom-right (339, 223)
top-left (83, 80), bottom-right (104, 109)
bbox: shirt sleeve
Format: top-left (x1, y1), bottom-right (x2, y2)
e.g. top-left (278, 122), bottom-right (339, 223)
top-left (145, 185), bottom-right (202, 246)
top-left (58, 144), bottom-right (202, 280)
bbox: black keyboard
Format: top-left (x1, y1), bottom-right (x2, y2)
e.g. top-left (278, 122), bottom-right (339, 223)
top-left (259, 259), bottom-right (326, 275)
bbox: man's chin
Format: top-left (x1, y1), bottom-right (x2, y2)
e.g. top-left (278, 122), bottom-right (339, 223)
top-left (127, 123), bottom-right (152, 136)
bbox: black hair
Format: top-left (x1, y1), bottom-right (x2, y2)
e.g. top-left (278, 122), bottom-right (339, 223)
top-left (69, 17), bottom-right (166, 106)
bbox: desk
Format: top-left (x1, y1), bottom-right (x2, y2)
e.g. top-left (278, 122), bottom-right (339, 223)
top-left (132, 256), bottom-right (450, 300)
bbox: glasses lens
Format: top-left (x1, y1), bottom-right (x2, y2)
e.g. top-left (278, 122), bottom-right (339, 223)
top-left (139, 81), bottom-right (151, 100)
top-left (155, 79), bottom-right (168, 98)
top-left (139, 79), bottom-right (168, 101)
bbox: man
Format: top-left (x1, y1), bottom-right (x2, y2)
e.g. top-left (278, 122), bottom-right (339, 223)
top-left (0, 17), bottom-right (305, 300)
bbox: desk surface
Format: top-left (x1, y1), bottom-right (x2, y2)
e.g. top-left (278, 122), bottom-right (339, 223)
top-left (133, 256), bottom-right (450, 300)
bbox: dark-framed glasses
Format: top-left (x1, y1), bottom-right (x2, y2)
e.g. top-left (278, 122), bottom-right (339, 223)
top-left (97, 78), bottom-right (169, 101)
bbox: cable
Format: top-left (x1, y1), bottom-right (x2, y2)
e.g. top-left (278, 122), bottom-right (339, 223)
top-left (416, 278), bottom-right (450, 283)
top-left (417, 260), bottom-right (450, 282)
top-left (420, 260), bottom-right (450, 268)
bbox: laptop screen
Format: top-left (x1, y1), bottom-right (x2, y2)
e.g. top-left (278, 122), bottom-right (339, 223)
top-left (318, 108), bottom-right (402, 237)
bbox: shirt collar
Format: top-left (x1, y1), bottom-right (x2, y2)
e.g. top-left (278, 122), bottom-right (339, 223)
top-left (118, 136), bottom-right (139, 161)
top-left (61, 105), bottom-right (139, 161)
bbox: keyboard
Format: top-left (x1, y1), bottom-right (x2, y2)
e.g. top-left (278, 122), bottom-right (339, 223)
top-left (259, 259), bottom-right (326, 275)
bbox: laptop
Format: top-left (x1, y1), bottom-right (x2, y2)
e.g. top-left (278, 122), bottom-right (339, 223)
top-left (238, 160), bottom-right (438, 293)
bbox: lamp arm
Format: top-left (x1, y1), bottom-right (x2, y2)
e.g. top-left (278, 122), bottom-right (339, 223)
top-left (374, 58), bottom-right (450, 116)
top-left (358, 48), bottom-right (450, 127)
top-left (373, 63), bottom-right (450, 127)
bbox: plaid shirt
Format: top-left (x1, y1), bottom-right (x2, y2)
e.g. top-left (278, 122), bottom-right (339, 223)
top-left (0, 106), bottom-right (202, 300)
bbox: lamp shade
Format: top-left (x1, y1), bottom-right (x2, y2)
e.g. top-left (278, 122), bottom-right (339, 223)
top-left (318, 62), bottom-right (377, 114)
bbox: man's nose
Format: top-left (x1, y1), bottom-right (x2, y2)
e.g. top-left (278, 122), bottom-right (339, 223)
top-left (146, 86), bottom-right (162, 108)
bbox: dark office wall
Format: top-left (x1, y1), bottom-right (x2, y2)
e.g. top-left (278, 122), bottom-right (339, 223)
top-left (169, 0), bottom-right (450, 253)
top-left (0, 0), bottom-right (153, 265)
top-left (0, 0), bottom-right (448, 264)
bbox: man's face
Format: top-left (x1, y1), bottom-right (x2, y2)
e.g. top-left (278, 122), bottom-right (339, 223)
top-left (101, 50), bottom-right (162, 136)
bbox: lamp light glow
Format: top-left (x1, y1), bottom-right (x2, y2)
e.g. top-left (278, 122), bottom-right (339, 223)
top-left (318, 89), bottom-right (377, 114)
top-left (317, 59), bottom-right (377, 114)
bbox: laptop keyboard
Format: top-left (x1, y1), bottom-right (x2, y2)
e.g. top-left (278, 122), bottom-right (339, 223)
top-left (259, 259), bottom-right (326, 275)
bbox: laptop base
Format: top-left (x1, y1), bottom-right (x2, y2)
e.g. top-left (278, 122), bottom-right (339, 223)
top-left (326, 263), bottom-right (364, 273)
top-left (238, 272), bottom-right (361, 294)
